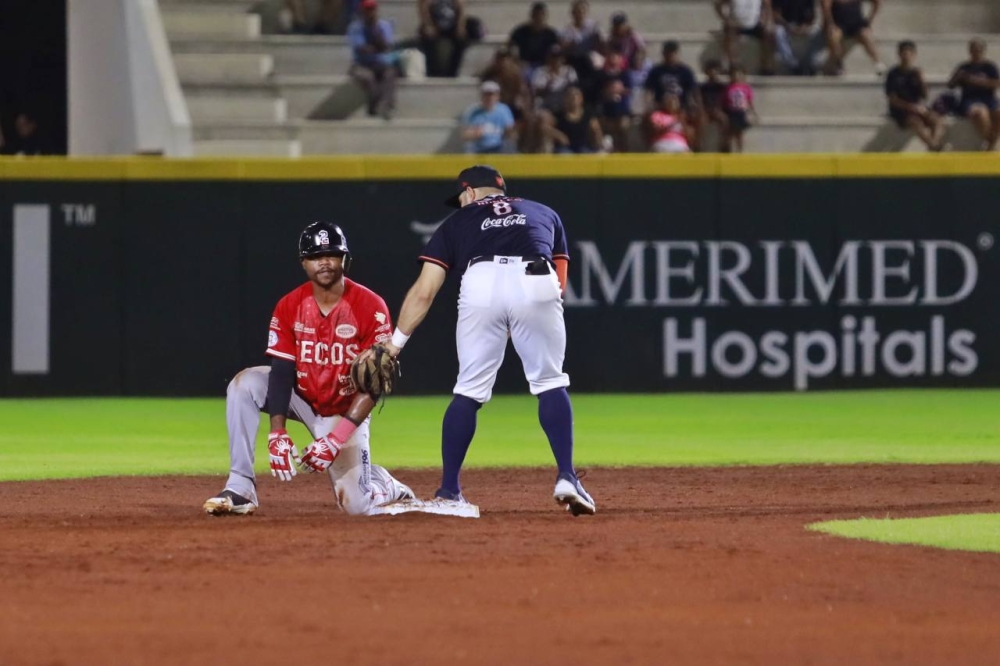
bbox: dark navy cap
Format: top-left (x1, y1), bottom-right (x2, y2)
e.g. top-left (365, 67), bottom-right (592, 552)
top-left (445, 165), bottom-right (507, 208)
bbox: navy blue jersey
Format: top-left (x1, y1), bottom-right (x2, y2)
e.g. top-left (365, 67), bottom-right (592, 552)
top-left (420, 195), bottom-right (569, 274)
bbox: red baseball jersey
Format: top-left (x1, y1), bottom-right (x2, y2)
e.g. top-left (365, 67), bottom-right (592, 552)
top-left (266, 279), bottom-right (393, 417)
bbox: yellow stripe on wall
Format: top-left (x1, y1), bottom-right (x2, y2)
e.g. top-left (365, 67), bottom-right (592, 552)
top-left (0, 154), bottom-right (997, 182)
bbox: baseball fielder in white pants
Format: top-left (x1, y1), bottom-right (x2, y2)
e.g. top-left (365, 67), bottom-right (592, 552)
top-left (382, 165), bottom-right (596, 516)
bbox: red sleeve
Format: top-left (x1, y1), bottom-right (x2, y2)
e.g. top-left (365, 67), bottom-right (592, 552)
top-left (265, 296), bottom-right (297, 362)
top-left (361, 293), bottom-right (394, 349)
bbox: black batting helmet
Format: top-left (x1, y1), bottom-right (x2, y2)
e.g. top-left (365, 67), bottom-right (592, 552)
top-left (298, 221), bottom-right (352, 271)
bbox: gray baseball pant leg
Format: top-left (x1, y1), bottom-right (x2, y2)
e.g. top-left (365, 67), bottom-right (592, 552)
top-left (223, 365), bottom-right (403, 514)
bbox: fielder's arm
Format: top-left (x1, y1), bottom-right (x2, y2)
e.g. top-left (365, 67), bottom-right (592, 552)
top-left (265, 358), bottom-right (301, 480)
top-left (266, 358), bottom-right (296, 431)
top-left (554, 258), bottom-right (568, 293)
top-left (387, 262), bottom-right (448, 355)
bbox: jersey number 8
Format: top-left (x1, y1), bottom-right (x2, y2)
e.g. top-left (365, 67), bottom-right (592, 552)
top-left (492, 201), bottom-right (513, 216)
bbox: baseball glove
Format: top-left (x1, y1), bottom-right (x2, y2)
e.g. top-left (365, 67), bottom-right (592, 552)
top-left (350, 344), bottom-right (400, 401)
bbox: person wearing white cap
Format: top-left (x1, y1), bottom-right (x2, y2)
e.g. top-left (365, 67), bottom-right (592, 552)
top-left (460, 80), bottom-right (516, 154)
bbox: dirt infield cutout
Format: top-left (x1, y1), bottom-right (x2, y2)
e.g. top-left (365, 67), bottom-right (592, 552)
top-left (2, 465), bottom-right (998, 665)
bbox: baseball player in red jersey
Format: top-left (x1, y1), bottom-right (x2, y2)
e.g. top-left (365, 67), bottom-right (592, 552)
top-left (204, 221), bottom-right (414, 516)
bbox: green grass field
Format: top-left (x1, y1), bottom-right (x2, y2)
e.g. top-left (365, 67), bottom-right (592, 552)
top-left (1, 389), bottom-right (999, 481)
top-left (810, 514), bottom-right (1000, 554)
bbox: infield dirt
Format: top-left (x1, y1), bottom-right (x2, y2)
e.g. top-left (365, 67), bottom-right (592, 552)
top-left (1, 465), bottom-right (998, 665)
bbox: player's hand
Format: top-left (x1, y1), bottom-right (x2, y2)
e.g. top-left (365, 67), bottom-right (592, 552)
top-left (300, 435), bottom-right (344, 473)
top-left (268, 429), bottom-right (300, 481)
top-left (356, 342), bottom-right (400, 362)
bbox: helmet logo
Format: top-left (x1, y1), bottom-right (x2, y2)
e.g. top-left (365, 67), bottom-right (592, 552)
top-left (317, 230), bottom-right (330, 246)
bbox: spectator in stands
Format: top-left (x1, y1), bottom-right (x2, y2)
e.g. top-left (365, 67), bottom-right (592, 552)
top-left (714, 0), bottom-right (777, 75)
top-left (772, 0), bottom-right (822, 75)
top-left (1, 112), bottom-right (46, 156)
top-left (724, 65), bottom-right (758, 152)
top-left (647, 93), bottom-right (694, 153)
top-left (948, 39), bottom-right (1000, 151)
top-left (481, 47), bottom-right (530, 119)
top-left (461, 80), bottom-right (516, 154)
top-left (699, 59), bottom-right (730, 151)
top-left (532, 44), bottom-right (579, 114)
top-left (885, 41), bottom-right (944, 151)
top-left (508, 2), bottom-right (560, 71)
top-left (560, 0), bottom-right (603, 101)
top-left (644, 41), bottom-right (700, 113)
top-left (479, 46), bottom-right (539, 153)
top-left (543, 85), bottom-right (604, 153)
top-left (598, 52), bottom-right (633, 151)
top-left (606, 12), bottom-right (645, 69)
top-left (283, 0), bottom-right (345, 34)
top-left (418, 0), bottom-right (472, 77)
top-left (561, 0), bottom-right (602, 60)
top-left (347, 0), bottom-right (397, 119)
top-left (820, 0), bottom-right (885, 76)
top-left (628, 47), bottom-right (652, 98)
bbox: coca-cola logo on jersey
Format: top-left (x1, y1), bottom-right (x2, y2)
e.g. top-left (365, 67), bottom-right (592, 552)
top-left (564, 237), bottom-right (992, 389)
top-left (481, 214), bottom-right (527, 230)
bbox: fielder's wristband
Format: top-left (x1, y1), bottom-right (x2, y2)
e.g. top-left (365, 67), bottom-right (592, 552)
top-left (391, 329), bottom-right (410, 349)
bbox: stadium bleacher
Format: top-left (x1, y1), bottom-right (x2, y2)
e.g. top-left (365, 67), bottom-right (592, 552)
top-left (159, 0), bottom-right (1000, 155)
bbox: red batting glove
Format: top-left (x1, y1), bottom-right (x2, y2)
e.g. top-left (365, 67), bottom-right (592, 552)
top-left (268, 429), bottom-right (300, 482)
top-left (299, 435), bottom-right (344, 473)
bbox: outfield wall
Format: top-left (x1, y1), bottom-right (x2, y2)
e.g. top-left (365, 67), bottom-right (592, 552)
top-left (2, 155), bottom-right (999, 396)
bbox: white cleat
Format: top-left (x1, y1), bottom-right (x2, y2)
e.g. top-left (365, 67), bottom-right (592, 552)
top-left (554, 474), bottom-right (596, 516)
top-left (203, 488), bottom-right (258, 516)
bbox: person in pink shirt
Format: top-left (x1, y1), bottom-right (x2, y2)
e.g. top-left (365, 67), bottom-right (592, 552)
top-left (724, 65), bottom-right (759, 152)
top-left (647, 93), bottom-right (693, 153)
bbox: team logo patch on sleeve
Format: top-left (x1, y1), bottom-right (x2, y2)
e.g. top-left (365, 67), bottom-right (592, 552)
top-left (268, 330), bottom-right (278, 347)
top-left (335, 324), bottom-right (358, 338)
top-left (374, 312), bottom-right (387, 325)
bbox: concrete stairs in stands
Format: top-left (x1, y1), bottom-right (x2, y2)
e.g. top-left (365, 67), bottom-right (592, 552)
top-left (158, 0), bottom-right (1000, 154)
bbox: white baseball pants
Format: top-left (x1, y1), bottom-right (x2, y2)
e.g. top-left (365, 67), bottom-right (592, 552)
top-left (454, 256), bottom-right (570, 403)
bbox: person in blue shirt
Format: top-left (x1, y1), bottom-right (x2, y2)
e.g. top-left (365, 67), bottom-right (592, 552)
top-left (382, 165), bottom-right (596, 517)
top-left (460, 81), bottom-right (516, 154)
top-left (347, 0), bottom-right (397, 119)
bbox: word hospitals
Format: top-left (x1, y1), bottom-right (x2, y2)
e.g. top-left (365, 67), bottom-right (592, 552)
top-left (564, 240), bottom-right (982, 389)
